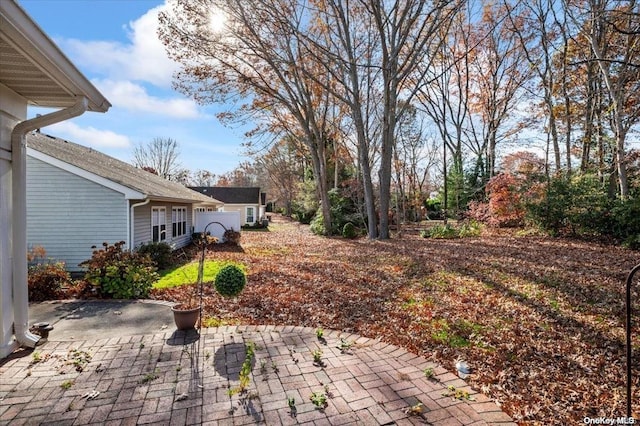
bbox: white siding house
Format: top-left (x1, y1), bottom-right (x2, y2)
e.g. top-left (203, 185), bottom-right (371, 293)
top-left (190, 186), bottom-right (266, 226)
top-left (27, 155), bottom-right (128, 270)
top-left (26, 133), bottom-right (222, 272)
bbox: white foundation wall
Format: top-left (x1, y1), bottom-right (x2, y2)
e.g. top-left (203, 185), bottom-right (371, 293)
top-left (0, 83), bottom-right (27, 357)
top-left (193, 211), bottom-right (241, 242)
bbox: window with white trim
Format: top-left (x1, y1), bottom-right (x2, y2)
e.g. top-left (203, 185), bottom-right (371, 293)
top-left (152, 207), bottom-right (167, 242)
top-left (172, 207), bottom-right (187, 237)
top-left (246, 206), bottom-right (255, 224)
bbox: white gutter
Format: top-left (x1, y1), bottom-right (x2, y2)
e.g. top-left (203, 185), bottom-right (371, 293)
top-left (10, 97), bottom-right (88, 348)
top-left (129, 199), bottom-right (150, 250)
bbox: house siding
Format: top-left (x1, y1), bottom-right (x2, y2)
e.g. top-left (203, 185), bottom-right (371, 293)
top-left (221, 204), bottom-right (259, 225)
top-left (26, 156), bottom-right (128, 271)
top-left (132, 202), bottom-right (193, 249)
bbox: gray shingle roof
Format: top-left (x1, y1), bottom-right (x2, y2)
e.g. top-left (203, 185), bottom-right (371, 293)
top-left (190, 186), bottom-right (262, 204)
top-left (27, 132), bottom-right (220, 204)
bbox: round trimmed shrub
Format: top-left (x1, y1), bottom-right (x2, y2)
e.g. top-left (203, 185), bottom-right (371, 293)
top-left (342, 222), bottom-right (356, 238)
top-left (214, 264), bottom-right (246, 297)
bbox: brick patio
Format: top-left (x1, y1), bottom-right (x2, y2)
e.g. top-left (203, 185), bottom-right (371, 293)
top-left (0, 326), bottom-right (515, 425)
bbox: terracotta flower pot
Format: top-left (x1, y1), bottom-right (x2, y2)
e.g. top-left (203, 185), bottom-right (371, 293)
top-left (171, 304), bottom-right (200, 330)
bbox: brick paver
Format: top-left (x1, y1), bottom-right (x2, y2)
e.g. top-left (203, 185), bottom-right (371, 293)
top-left (0, 326), bottom-right (515, 425)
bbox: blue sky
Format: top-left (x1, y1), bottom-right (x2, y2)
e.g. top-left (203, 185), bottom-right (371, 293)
top-left (19, 0), bottom-right (250, 175)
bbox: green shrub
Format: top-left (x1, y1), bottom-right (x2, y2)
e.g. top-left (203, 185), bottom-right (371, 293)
top-left (342, 222), bottom-right (357, 238)
top-left (611, 197), bottom-right (640, 249)
top-left (458, 220), bottom-right (483, 237)
top-left (310, 188), bottom-right (364, 236)
top-left (136, 241), bottom-right (172, 270)
top-left (28, 262), bottom-right (70, 301)
top-left (80, 241), bottom-right (158, 299)
top-left (421, 224), bottom-right (459, 239)
top-left (524, 174), bottom-right (640, 244)
top-left (214, 264), bottom-right (246, 297)
top-left (310, 212), bottom-right (327, 236)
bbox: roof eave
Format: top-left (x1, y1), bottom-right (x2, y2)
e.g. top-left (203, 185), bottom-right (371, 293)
top-left (146, 196), bottom-right (224, 205)
top-left (0, 0), bottom-right (111, 112)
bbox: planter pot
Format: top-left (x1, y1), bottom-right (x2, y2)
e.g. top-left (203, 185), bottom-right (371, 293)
top-left (171, 305), bottom-right (200, 330)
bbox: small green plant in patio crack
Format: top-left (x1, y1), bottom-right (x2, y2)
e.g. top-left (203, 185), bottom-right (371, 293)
top-left (323, 384), bottom-right (333, 398)
top-left (287, 396), bottom-right (297, 417)
top-left (405, 402), bottom-right (424, 416)
top-left (31, 351), bottom-right (42, 364)
top-left (311, 349), bottom-right (324, 367)
top-left (228, 342), bottom-right (255, 396)
top-left (315, 327), bottom-right (324, 339)
top-left (140, 370), bottom-right (160, 384)
top-left (66, 349), bottom-right (92, 372)
top-left (443, 385), bottom-right (474, 401)
top-left (310, 391), bottom-right (328, 410)
top-left (336, 338), bottom-right (353, 354)
top-left (60, 380), bottom-right (74, 390)
top-left (423, 367), bottom-right (439, 381)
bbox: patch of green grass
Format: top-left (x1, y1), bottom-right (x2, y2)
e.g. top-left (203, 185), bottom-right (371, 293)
top-left (245, 246), bottom-right (291, 257)
top-left (401, 297), bottom-right (419, 309)
top-left (154, 260), bottom-right (244, 289)
top-left (430, 318), bottom-right (471, 348)
top-left (401, 295), bottom-right (434, 311)
top-left (201, 316), bottom-right (237, 327)
top-left (422, 272), bottom-right (453, 291)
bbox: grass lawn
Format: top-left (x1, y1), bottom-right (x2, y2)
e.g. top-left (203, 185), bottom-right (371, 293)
top-left (154, 260), bottom-right (245, 289)
top-left (150, 215), bottom-right (640, 424)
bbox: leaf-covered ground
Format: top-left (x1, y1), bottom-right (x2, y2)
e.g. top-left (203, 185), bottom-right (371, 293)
top-left (151, 215), bottom-right (640, 424)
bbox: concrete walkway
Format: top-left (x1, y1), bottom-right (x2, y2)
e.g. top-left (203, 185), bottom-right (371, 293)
top-left (0, 301), bottom-right (515, 425)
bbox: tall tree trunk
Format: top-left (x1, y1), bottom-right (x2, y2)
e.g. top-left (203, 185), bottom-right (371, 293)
top-left (308, 132), bottom-right (333, 234)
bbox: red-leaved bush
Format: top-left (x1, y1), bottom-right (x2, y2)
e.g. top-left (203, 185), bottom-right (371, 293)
top-left (468, 173), bottom-right (525, 227)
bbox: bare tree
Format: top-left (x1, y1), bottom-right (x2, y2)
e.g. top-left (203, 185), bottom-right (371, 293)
top-left (190, 169), bottom-right (216, 186)
top-left (504, 0), bottom-right (565, 173)
top-left (415, 8), bottom-right (474, 216)
top-left (468, 2), bottom-right (534, 182)
top-left (257, 136), bottom-right (305, 216)
top-left (581, 0), bottom-right (640, 198)
top-left (132, 137), bottom-right (184, 181)
top-left (159, 0), bottom-right (338, 233)
top-left (301, 0), bottom-right (460, 238)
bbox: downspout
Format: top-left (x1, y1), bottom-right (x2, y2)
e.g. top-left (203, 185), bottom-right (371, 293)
top-left (10, 97), bottom-right (88, 348)
top-left (129, 199), bottom-right (150, 250)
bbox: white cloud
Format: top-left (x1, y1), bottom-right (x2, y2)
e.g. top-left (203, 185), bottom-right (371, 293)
top-left (46, 121), bottom-right (131, 149)
top-left (60, 3), bottom-right (176, 87)
top-left (95, 79), bottom-right (202, 119)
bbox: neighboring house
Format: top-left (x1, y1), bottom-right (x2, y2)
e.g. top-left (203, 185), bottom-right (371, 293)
top-left (26, 132), bottom-right (222, 272)
top-left (1, 0), bottom-right (111, 356)
top-left (190, 186), bottom-right (266, 225)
